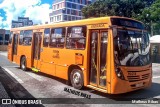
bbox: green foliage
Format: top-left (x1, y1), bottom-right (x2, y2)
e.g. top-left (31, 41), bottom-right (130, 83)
top-left (137, 0), bottom-right (160, 34)
top-left (82, 0), bottom-right (160, 34)
top-left (82, 0), bottom-right (154, 18)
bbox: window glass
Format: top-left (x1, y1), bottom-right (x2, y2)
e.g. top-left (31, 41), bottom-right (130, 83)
top-left (43, 28), bottom-right (50, 47)
top-left (79, 11), bottom-right (82, 16)
top-left (66, 26), bottom-right (86, 49)
top-left (71, 10), bottom-right (76, 15)
top-left (19, 31), bottom-right (23, 45)
top-left (72, 16), bottom-right (75, 20)
top-left (114, 30), bottom-right (151, 66)
top-left (68, 16), bottom-right (71, 21)
top-left (64, 15), bottom-right (67, 20)
top-left (67, 9), bottom-right (70, 14)
top-left (67, 2), bottom-right (71, 8)
top-left (80, 5), bottom-right (83, 10)
top-left (72, 3), bottom-right (76, 9)
top-left (23, 30), bottom-right (33, 46)
top-left (50, 28), bottom-right (65, 48)
top-left (62, 9), bottom-right (66, 14)
top-left (9, 31), bottom-right (13, 44)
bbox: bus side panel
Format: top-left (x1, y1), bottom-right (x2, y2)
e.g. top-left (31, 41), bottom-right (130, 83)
top-left (55, 49), bottom-right (86, 80)
top-left (8, 44), bottom-right (13, 61)
top-left (106, 29), bottom-right (113, 94)
top-left (40, 48), bottom-right (56, 76)
top-left (84, 30), bottom-right (90, 86)
top-left (16, 45), bottom-right (22, 66)
top-left (18, 45), bottom-right (32, 68)
top-left (55, 49), bottom-right (73, 80)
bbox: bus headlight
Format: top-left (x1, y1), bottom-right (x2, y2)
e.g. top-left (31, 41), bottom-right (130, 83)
top-left (115, 68), bottom-right (125, 80)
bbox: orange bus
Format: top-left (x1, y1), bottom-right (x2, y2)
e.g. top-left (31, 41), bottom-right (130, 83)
top-left (8, 16), bottom-right (152, 94)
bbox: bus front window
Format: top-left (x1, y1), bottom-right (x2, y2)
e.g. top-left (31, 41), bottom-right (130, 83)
top-left (114, 29), bottom-right (151, 66)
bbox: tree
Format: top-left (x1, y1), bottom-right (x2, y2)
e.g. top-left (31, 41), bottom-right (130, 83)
top-left (82, 0), bottom-right (157, 34)
top-left (82, 0), bottom-right (155, 18)
top-left (137, 0), bottom-right (160, 35)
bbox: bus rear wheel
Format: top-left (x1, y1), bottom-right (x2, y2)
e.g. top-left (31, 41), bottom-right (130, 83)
top-left (70, 69), bottom-right (83, 89)
top-left (20, 57), bottom-right (27, 71)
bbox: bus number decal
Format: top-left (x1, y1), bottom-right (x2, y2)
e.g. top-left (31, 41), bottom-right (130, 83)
top-left (128, 72), bottom-right (136, 76)
top-left (91, 24), bottom-right (105, 28)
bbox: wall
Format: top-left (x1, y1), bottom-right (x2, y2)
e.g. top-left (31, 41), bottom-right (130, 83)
top-left (0, 45), bottom-right (8, 51)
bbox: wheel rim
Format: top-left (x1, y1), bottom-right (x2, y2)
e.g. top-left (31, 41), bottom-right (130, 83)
top-left (22, 60), bottom-right (25, 69)
top-left (73, 72), bottom-right (81, 84)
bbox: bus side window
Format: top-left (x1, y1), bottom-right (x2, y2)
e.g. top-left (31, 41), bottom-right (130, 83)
top-left (50, 28), bottom-right (65, 48)
top-left (23, 30), bottom-right (33, 46)
top-left (66, 26), bottom-right (86, 50)
top-left (19, 31), bottom-right (23, 45)
top-left (43, 28), bottom-right (50, 47)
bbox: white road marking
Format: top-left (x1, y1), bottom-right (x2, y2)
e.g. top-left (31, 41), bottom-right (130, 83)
top-left (25, 72), bottom-right (44, 81)
top-left (2, 67), bottom-right (24, 83)
top-left (153, 76), bottom-right (160, 79)
top-left (0, 52), bottom-right (7, 57)
top-left (3, 66), bottom-right (19, 68)
top-left (154, 96), bottom-right (160, 98)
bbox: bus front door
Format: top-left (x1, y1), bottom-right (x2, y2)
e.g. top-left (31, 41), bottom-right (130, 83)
top-left (12, 34), bottom-right (19, 62)
top-left (32, 32), bottom-right (42, 70)
top-left (89, 30), bottom-right (108, 89)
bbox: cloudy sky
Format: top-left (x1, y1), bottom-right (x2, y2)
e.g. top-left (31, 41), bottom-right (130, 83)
top-left (0, 0), bottom-right (53, 30)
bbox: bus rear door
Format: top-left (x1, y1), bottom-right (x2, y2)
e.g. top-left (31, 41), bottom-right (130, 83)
top-left (32, 32), bottom-right (42, 70)
top-left (89, 30), bottom-right (108, 90)
top-left (12, 33), bottom-right (19, 62)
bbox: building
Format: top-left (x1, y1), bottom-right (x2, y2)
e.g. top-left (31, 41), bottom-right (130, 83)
top-left (150, 35), bottom-right (160, 63)
top-left (11, 17), bottom-right (33, 28)
top-left (0, 29), bottom-right (10, 51)
top-left (0, 29), bottom-right (10, 45)
top-left (49, 0), bottom-right (92, 23)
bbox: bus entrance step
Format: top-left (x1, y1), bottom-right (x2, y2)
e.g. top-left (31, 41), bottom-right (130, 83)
top-left (31, 68), bottom-right (39, 72)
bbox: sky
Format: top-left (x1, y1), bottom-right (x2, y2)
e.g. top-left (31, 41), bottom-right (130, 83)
top-left (0, 0), bottom-right (53, 30)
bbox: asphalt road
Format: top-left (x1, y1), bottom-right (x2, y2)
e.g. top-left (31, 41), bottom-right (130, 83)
top-left (0, 51), bottom-right (160, 107)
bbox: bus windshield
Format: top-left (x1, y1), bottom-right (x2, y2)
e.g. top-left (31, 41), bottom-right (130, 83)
top-left (114, 29), bottom-right (151, 66)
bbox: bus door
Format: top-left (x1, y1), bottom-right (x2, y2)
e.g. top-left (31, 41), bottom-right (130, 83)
top-left (89, 30), bottom-right (108, 89)
top-left (12, 34), bottom-right (19, 62)
top-left (32, 32), bottom-right (42, 69)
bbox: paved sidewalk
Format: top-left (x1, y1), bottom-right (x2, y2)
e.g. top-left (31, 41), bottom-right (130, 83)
top-left (0, 82), bottom-right (10, 99)
top-left (0, 68), bottom-right (15, 107)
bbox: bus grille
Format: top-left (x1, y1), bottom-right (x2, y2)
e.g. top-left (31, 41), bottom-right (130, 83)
top-left (127, 73), bottom-right (150, 82)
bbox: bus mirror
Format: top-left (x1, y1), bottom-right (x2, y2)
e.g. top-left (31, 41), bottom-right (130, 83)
top-left (113, 27), bottom-right (117, 37)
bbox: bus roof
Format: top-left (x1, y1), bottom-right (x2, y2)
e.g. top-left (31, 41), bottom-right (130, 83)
top-left (11, 16), bottom-right (142, 31)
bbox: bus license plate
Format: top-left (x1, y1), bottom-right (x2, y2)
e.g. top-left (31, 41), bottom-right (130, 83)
top-left (136, 83), bottom-right (143, 87)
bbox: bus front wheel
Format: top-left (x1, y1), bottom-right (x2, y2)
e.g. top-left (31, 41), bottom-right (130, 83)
top-left (70, 69), bottom-right (84, 90)
top-left (20, 57), bottom-right (27, 71)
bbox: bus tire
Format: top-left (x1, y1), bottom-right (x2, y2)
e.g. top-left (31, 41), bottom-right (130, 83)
top-left (70, 69), bottom-right (83, 90)
top-left (20, 57), bottom-right (27, 71)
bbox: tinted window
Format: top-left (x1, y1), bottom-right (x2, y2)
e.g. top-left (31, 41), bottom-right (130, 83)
top-left (43, 28), bottom-right (50, 47)
top-left (111, 18), bottom-right (144, 29)
top-left (114, 30), bottom-right (151, 66)
top-left (23, 30), bottom-right (33, 46)
top-left (50, 28), bottom-right (65, 48)
top-left (72, 4), bottom-right (76, 9)
top-left (66, 26), bottom-right (86, 49)
top-left (19, 31), bottom-right (23, 45)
